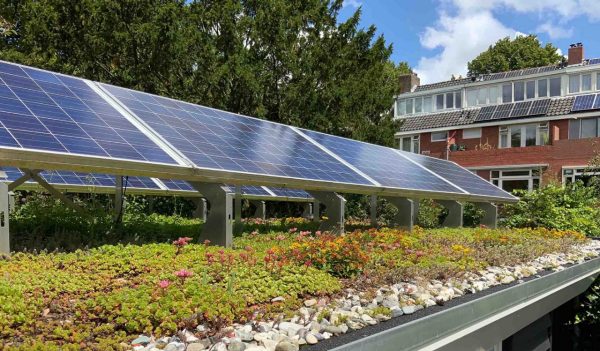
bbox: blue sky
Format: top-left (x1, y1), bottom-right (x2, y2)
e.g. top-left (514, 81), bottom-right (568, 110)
top-left (339, 0), bottom-right (600, 84)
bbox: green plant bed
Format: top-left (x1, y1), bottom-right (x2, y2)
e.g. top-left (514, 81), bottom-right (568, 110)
top-left (0, 225), bottom-right (588, 350)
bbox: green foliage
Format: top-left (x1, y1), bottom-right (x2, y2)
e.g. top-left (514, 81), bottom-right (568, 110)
top-left (0, 0), bottom-right (408, 146)
top-left (467, 35), bottom-right (562, 76)
top-left (417, 199), bottom-right (443, 228)
top-left (502, 183), bottom-right (600, 236)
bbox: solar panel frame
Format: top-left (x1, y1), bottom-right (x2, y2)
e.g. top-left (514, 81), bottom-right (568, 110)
top-left (572, 94), bottom-right (596, 111)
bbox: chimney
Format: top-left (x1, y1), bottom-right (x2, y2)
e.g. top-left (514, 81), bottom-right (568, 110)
top-left (398, 73), bottom-right (420, 94)
top-left (568, 43), bottom-right (584, 65)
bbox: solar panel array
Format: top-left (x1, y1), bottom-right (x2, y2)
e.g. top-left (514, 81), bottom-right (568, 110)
top-left (571, 94), bottom-right (599, 112)
top-left (475, 98), bottom-right (551, 122)
top-left (0, 61), bottom-right (516, 202)
top-left (0, 63), bottom-right (176, 164)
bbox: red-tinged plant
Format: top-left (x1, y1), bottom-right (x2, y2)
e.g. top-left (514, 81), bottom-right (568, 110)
top-left (173, 237), bottom-right (192, 255)
top-left (174, 269), bottom-right (193, 283)
top-left (157, 280), bottom-right (171, 289)
top-left (288, 227), bottom-right (298, 233)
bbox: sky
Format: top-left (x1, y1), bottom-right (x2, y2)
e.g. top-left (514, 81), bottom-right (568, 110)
top-left (339, 0), bottom-right (600, 84)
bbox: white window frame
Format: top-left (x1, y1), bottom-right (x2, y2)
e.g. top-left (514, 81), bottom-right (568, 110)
top-left (562, 166), bottom-right (600, 185)
top-left (431, 131), bottom-right (448, 142)
top-left (498, 122), bottom-right (550, 148)
top-left (569, 73), bottom-right (595, 94)
top-left (463, 128), bottom-right (482, 139)
top-left (490, 168), bottom-right (541, 192)
top-left (399, 134), bottom-right (420, 153)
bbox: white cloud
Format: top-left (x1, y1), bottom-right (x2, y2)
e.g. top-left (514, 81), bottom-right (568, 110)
top-left (536, 22), bottom-right (573, 39)
top-left (343, 0), bottom-right (362, 9)
top-left (415, 0), bottom-right (599, 84)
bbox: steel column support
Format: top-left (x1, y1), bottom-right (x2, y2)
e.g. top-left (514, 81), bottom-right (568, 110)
top-left (234, 186), bottom-right (243, 234)
top-left (307, 191), bottom-right (345, 234)
top-left (0, 183), bottom-right (9, 254)
top-left (301, 202), bottom-right (313, 219)
top-left (250, 200), bottom-right (266, 220)
top-left (114, 175), bottom-right (123, 221)
top-left (190, 182), bottom-right (233, 247)
top-left (437, 200), bottom-right (464, 227)
top-left (382, 197), bottom-right (418, 230)
top-left (473, 202), bottom-right (498, 229)
top-left (370, 195), bottom-right (378, 227)
top-left (192, 198), bottom-right (207, 222)
top-left (312, 200), bottom-right (320, 222)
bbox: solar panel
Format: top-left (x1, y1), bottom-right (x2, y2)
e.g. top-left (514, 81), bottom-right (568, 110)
top-left (0, 167), bottom-right (160, 189)
top-left (509, 101), bottom-right (533, 118)
top-left (475, 105), bottom-right (497, 122)
top-left (399, 153), bottom-right (514, 199)
top-left (269, 187), bottom-right (312, 199)
top-left (487, 72), bottom-right (507, 80)
top-left (299, 129), bottom-right (465, 194)
top-left (572, 94), bottom-right (596, 111)
top-left (159, 179), bottom-right (195, 192)
top-left (492, 103), bottom-right (514, 120)
top-left (521, 67), bottom-right (539, 76)
top-left (0, 61), bottom-right (176, 164)
top-left (588, 58), bottom-right (600, 65)
top-left (537, 66), bottom-right (559, 73)
top-left (593, 95), bottom-right (600, 110)
top-left (100, 83), bottom-right (372, 187)
top-left (505, 70), bottom-right (522, 78)
top-left (528, 99), bottom-right (551, 116)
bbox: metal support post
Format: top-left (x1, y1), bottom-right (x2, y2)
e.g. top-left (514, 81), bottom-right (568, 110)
top-left (114, 175), bottom-right (123, 221)
top-left (312, 200), bottom-right (320, 222)
top-left (382, 197), bottom-right (417, 230)
top-left (307, 191), bottom-right (345, 234)
top-left (192, 198), bottom-right (207, 222)
top-left (370, 195), bottom-right (378, 227)
top-left (8, 192), bottom-right (15, 213)
top-left (190, 182), bottom-right (233, 247)
top-left (472, 202), bottom-right (498, 228)
top-left (301, 202), bottom-right (313, 219)
top-left (250, 200), bottom-right (266, 220)
top-left (0, 183), bottom-right (9, 254)
top-left (234, 186), bottom-right (243, 234)
top-left (437, 200), bottom-right (464, 228)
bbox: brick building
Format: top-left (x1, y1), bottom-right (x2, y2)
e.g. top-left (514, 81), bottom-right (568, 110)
top-left (395, 43), bottom-right (600, 193)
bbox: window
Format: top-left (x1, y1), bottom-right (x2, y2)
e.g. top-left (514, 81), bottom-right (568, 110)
top-left (570, 118), bottom-right (600, 139)
top-left (400, 135), bottom-right (420, 153)
top-left (502, 84), bottom-right (512, 103)
top-left (467, 89), bottom-right (477, 106)
top-left (526, 81), bottom-right (535, 99)
top-left (431, 131), bottom-right (448, 142)
top-left (597, 73), bottom-right (600, 91)
top-left (446, 92), bottom-right (454, 108)
top-left (489, 86), bottom-right (499, 104)
top-left (514, 81), bottom-right (525, 101)
top-left (423, 96), bottom-right (432, 113)
top-left (549, 77), bottom-right (561, 96)
top-left (477, 88), bottom-right (488, 105)
top-left (582, 74), bottom-right (592, 91)
top-left (463, 128), bottom-right (481, 139)
top-left (396, 100), bottom-right (406, 116)
top-left (563, 167), bottom-right (600, 186)
top-left (436, 94), bottom-right (444, 110)
top-left (569, 74), bottom-right (580, 93)
top-left (491, 168), bottom-right (541, 193)
top-left (406, 99), bottom-right (413, 114)
top-left (414, 97), bottom-right (422, 113)
top-left (455, 92), bottom-right (462, 108)
top-left (538, 79), bottom-right (548, 97)
top-left (499, 123), bottom-right (551, 148)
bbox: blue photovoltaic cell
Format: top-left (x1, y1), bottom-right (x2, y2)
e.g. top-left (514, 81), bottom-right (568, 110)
top-left (572, 94), bottom-right (596, 111)
top-left (0, 61), bottom-right (176, 164)
top-left (400, 153), bottom-right (515, 199)
top-left (222, 185), bottom-right (272, 197)
top-left (0, 167), bottom-right (160, 189)
top-left (101, 83), bottom-right (371, 186)
top-left (160, 179), bottom-right (195, 192)
top-left (300, 129), bottom-right (464, 194)
top-left (269, 187), bottom-right (312, 199)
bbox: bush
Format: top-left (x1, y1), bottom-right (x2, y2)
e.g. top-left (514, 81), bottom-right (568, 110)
top-left (502, 182), bottom-right (600, 236)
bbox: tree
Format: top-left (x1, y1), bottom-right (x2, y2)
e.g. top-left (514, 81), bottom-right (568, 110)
top-left (0, 0), bottom-right (408, 146)
top-left (467, 35), bottom-right (562, 76)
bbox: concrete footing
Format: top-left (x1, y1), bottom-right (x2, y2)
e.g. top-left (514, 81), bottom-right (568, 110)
top-left (382, 197), bottom-right (418, 230)
top-left (370, 195), bottom-right (378, 226)
top-left (472, 202), bottom-right (498, 228)
top-left (250, 200), bottom-right (266, 220)
top-left (0, 183), bottom-right (9, 254)
top-left (301, 202), bottom-right (313, 219)
top-left (192, 198), bottom-right (207, 221)
top-left (191, 182), bottom-right (233, 247)
top-left (436, 200), bottom-right (464, 227)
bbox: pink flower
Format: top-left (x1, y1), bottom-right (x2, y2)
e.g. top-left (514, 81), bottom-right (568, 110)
top-left (158, 280), bottom-right (171, 289)
top-left (173, 237), bottom-right (193, 247)
top-left (175, 269), bottom-right (193, 279)
top-left (288, 227), bottom-right (298, 233)
top-left (203, 240), bottom-right (211, 246)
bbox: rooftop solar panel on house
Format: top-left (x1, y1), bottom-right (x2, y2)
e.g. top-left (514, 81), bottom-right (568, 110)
top-left (299, 129), bottom-right (465, 195)
top-left (509, 101), bottom-right (533, 118)
top-left (572, 94), bottom-right (597, 111)
top-left (487, 72), bottom-right (507, 80)
top-left (100, 83), bottom-right (372, 187)
top-left (0, 62), bottom-right (176, 165)
top-left (492, 103), bottom-right (514, 120)
top-left (475, 105), bottom-right (497, 122)
top-left (593, 95), bottom-right (600, 110)
top-left (505, 70), bottom-right (522, 78)
top-left (398, 153), bottom-right (514, 199)
top-left (528, 99), bottom-right (551, 116)
top-left (588, 58), bottom-right (600, 65)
